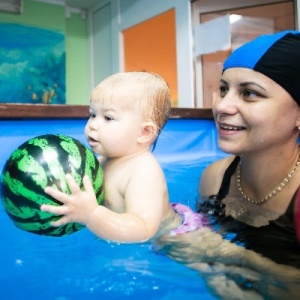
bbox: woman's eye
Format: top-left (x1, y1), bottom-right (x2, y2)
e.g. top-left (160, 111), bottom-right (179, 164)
top-left (243, 89), bottom-right (259, 98)
top-left (219, 86), bottom-right (228, 97)
top-left (89, 112), bottom-right (96, 118)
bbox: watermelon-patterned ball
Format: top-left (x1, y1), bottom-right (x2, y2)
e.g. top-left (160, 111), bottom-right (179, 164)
top-left (1, 134), bottom-right (104, 237)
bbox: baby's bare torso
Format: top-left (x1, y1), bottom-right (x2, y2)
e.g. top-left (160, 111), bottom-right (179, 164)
top-left (100, 152), bottom-right (182, 238)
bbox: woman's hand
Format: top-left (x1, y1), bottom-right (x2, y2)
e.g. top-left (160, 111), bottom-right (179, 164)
top-left (40, 174), bottom-right (98, 226)
top-left (156, 226), bottom-right (300, 300)
top-left (154, 227), bottom-right (225, 264)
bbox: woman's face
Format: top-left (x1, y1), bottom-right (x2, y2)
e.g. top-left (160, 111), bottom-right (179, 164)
top-left (213, 67), bottom-right (300, 155)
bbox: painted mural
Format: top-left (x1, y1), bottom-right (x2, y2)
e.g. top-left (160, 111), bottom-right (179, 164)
top-left (0, 23), bottom-right (66, 104)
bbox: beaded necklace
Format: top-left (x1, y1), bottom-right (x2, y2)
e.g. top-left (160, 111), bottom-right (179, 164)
top-left (236, 155), bottom-right (300, 204)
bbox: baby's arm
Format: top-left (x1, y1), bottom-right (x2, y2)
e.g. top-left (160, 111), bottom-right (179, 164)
top-left (41, 159), bottom-right (167, 243)
top-left (86, 160), bottom-right (167, 242)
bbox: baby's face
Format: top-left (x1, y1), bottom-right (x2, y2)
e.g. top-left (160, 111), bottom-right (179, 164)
top-left (84, 99), bottom-right (143, 158)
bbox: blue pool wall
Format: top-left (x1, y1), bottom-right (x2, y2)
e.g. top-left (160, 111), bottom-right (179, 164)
top-left (0, 118), bottom-right (227, 206)
top-left (0, 117), bottom-right (227, 299)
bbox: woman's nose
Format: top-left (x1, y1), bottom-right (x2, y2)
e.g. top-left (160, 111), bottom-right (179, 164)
top-left (213, 92), bottom-right (239, 115)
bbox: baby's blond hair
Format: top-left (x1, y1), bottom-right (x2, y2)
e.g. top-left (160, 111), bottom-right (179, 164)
top-left (90, 72), bottom-right (171, 131)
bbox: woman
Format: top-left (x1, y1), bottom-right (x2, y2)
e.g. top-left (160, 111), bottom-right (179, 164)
top-left (155, 30), bottom-right (300, 299)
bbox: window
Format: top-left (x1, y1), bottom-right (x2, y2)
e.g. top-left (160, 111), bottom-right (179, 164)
top-left (192, 0), bottom-right (295, 107)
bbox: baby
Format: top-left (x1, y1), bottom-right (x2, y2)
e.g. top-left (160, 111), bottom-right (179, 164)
top-left (41, 72), bottom-right (202, 243)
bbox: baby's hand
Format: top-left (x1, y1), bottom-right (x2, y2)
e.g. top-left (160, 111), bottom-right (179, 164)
top-left (41, 174), bottom-right (98, 226)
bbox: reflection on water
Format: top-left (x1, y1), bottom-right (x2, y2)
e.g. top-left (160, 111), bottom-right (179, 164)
top-left (0, 213), bottom-right (214, 299)
top-left (179, 227), bottom-right (300, 300)
top-left (0, 156), bottom-right (213, 299)
top-left (1, 158), bottom-right (299, 299)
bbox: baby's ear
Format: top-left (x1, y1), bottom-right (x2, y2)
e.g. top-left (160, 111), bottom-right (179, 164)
top-left (138, 122), bottom-right (158, 144)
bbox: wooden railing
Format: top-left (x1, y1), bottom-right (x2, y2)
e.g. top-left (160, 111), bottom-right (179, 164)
top-left (0, 104), bottom-right (213, 119)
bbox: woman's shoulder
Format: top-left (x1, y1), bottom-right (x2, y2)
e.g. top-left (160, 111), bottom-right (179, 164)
top-left (199, 155), bottom-right (236, 197)
top-left (205, 155), bottom-right (236, 173)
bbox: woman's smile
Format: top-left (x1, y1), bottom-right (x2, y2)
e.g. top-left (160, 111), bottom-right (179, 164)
top-left (218, 122), bottom-right (245, 131)
top-left (217, 121), bottom-right (246, 137)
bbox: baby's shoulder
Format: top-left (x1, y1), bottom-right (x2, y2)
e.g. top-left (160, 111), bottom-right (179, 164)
top-left (134, 152), bottom-right (160, 169)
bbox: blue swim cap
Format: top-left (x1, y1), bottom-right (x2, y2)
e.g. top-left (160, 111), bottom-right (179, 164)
top-left (223, 30), bottom-right (300, 105)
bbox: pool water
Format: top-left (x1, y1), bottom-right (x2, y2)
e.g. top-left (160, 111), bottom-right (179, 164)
top-left (0, 154), bottom-right (219, 300)
top-left (1, 119), bottom-right (299, 299)
top-left (0, 220), bottom-right (214, 299)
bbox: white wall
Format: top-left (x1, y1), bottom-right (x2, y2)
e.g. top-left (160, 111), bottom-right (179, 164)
top-left (89, 0), bottom-right (300, 108)
top-left (89, 0), bottom-right (194, 107)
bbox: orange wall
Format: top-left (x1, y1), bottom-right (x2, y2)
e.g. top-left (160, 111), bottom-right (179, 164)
top-left (123, 9), bottom-right (178, 106)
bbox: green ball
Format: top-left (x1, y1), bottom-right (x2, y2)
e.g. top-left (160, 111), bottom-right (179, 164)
top-left (1, 134), bottom-right (104, 237)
